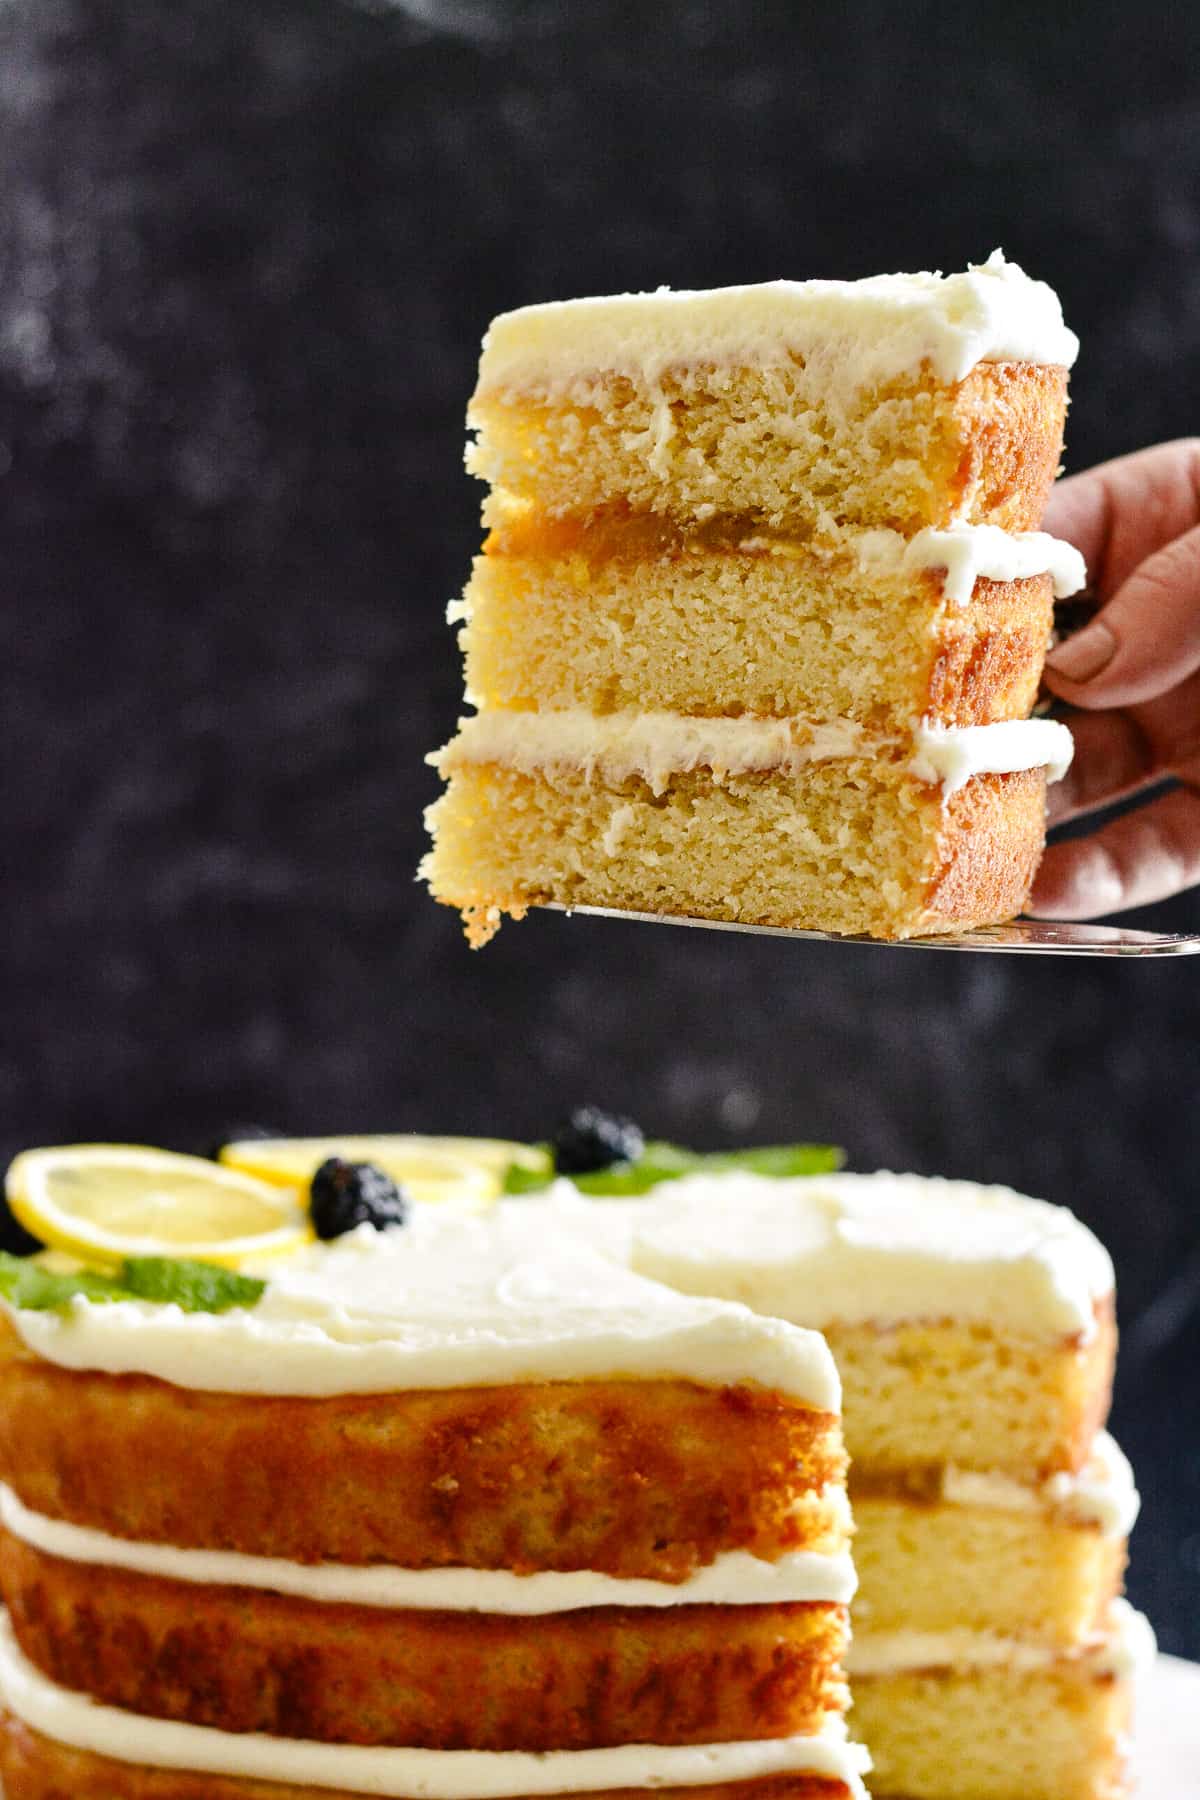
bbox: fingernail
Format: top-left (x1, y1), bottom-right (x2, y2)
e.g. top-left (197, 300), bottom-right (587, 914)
top-left (1045, 621), bottom-right (1117, 683)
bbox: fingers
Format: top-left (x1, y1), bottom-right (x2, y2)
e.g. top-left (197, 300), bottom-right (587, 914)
top-left (1045, 709), bottom-right (1156, 825)
top-left (1030, 782), bottom-right (1200, 918)
top-left (1043, 438), bottom-right (1200, 596)
top-left (1043, 519), bottom-right (1200, 709)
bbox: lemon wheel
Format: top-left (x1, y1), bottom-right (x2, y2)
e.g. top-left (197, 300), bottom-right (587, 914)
top-left (218, 1134), bottom-right (548, 1209)
top-left (5, 1146), bottom-right (311, 1271)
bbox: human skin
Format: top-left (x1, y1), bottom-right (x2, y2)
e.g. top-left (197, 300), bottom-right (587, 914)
top-left (1031, 439), bottom-right (1200, 918)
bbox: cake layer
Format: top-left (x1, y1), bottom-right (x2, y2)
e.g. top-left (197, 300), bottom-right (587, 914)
top-left (0, 1605), bottom-right (872, 1793)
top-left (847, 1603), bottom-right (1153, 1800)
top-left (460, 519), bottom-right (1079, 728)
top-left (850, 1491), bottom-right (1125, 1645)
top-left (0, 1533), bottom-right (848, 1750)
top-left (0, 1340), bottom-right (844, 1577)
top-left (469, 256), bottom-right (1074, 534)
top-left (0, 1716), bottom-right (866, 1800)
top-left (422, 759), bottom-right (1050, 945)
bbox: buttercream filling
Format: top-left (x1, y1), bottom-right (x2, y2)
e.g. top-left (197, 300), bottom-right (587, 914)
top-left (940, 1432), bottom-right (1140, 1539)
top-left (0, 1611), bottom-right (871, 1798)
top-left (1, 1210), bottom-right (841, 1408)
top-left (852, 524), bottom-right (1086, 606)
top-left (0, 1485), bottom-right (856, 1610)
top-left (432, 711), bottom-right (1073, 798)
top-left (910, 716), bottom-right (1074, 794)
top-left (848, 1601), bottom-right (1156, 1681)
top-left (474, 251), bottom-right (1078, 400)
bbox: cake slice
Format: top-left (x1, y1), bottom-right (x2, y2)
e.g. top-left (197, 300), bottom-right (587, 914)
top-left (424, 254), bottom-right (1081, 945)
top-left (606, 1166), bottom-right (1150, 1800)
top-left (0, 1190), bottom-right (867, 1800)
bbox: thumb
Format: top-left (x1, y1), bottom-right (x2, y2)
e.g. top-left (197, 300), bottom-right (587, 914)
top-left (1043, 522), bottom-right (1200, 709)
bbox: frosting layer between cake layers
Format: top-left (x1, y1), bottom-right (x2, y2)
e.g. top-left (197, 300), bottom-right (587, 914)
top-left (474, 251), bottom-right (1079, 397)
top-left (433, 711), bottom-right (1075, 798)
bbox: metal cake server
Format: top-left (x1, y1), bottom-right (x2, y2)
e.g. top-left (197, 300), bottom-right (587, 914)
top-left (546, 905), bottom-right (1200, 957)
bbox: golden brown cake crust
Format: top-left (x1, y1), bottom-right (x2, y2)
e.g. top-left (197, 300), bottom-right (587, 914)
top-left (922, 768), bottom-right (1047, 933)
top-left (0, 1533), bottom-right (847, 1750)
top-left (0, 1328), bottom-right (844, 1576)
top-left (0, 1715), bottom-right (858, 1800)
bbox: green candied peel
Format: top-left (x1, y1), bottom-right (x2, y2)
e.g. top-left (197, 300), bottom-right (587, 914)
top-left (0, 1252), bottom-right (266, 1315)
top-left (503, 1140), bottom-right (844, 1198)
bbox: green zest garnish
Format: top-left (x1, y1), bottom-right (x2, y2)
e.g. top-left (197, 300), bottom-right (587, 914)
top-left (503, 1140), bottom-right (844, 1198)
top-left (0, 1252), bottom-right (266, 1315)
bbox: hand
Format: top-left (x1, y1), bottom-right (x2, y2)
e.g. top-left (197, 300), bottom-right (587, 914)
top-left (1030, 439), bottom-right (1200, 919)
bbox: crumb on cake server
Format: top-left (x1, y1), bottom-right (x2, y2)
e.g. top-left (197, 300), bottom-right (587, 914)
top-left (599, 1166), bottom-right (1150, 1800)
top-left (423, 254), bottom-right (1082, 945)
top-left (0, 1201), bottom-right (867, 1799)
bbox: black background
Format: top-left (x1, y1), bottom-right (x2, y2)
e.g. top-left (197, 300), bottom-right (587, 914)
top-left (1, 0), bottom-right (1198, 1655)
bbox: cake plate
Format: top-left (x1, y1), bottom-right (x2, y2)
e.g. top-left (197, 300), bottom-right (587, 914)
top-left (547, 907), bottom-right (1200, 957)
top-left (1134, 1653), bottom-right (1200, 1793)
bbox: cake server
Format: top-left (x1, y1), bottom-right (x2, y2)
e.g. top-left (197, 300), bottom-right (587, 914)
top-left (545, 906), bottom-right (1200, 956)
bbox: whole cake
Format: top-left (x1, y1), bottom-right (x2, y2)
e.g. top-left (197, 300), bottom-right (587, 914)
top-left (0, 1153), bottom-right (866, 1800)
top-left (423, 253), bottom-right (1083, 944)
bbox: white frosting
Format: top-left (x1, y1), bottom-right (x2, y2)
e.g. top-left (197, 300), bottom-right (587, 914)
top-left (849, 1600), bottom-right (1156, 1680)
top-left (853, 525), bottom-right (1087, 606)
top-left (941, 1432), bottom-right (1140, 1539)
top-left (431, 710), bottom-right (867, 795)
top-left (0, 1611), bottom-right (871, 1798)
top-left (433, 710), bottom-right (1071, 797)
top-left (475, 252), bottom-right (1078, 401)
top-left (910, 716), bottom-right (1074, 794)
top-left (0, 1483), bottom-right (855, 1610)
top-left (629, 1170), bottom-right (1114, 1340)
top-left (3, 1209), bottom-right (840, 1409)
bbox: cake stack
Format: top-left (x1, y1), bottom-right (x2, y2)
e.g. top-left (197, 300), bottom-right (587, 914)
top-left (622, 1169), bottom-right (1153, 1800)
top-left (424, 252), bottom-right (1084, 944)
top-left (0, 1206), bottom-right (869, 1800)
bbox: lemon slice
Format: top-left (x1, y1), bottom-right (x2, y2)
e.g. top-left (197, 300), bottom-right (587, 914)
top-left (219, 1134), bottom-right (548, 1208)
top-left (5, 1146), bottom-right (311, 1271)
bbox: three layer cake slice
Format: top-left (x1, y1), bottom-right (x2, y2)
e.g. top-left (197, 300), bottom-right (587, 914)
top-left (424, 253), bottom-right (1082, 944)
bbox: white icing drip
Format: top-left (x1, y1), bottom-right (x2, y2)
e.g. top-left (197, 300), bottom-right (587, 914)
top-left (0, 1484), bottom-right (855, 1610)
top-left (3, 1209), bottom-right (841, 1409)
top-left (0, 1611), bottom-right (872, 1799)
top-left (849, 1601), bottom-right (1156, 1680)
top-left (431, 710), bottom-right (867, 795)
top-left (941, 1432), bottom-right (1140, 1539)
top-left (475, 251), bottom-right (1078, 401)
top-left (853, 525), bottom-right (1087, 606)
top-left (910, 717), bottom-right (1074, 794)
top-left (629, 1170), bottom-right (1114, 1340)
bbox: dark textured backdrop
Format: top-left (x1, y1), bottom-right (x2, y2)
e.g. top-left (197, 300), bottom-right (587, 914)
top-left (1, 0), bottom-right (1198, 1653)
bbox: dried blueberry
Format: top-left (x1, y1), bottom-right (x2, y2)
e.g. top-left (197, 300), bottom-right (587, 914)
top-left (550, 1108), bottom-right (645, 1176)
top-left (309, 1158), bottom-right (409, 1240)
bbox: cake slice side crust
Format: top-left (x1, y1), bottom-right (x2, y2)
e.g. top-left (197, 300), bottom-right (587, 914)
top-left (0, 1335), bottom-right (845, 1576)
